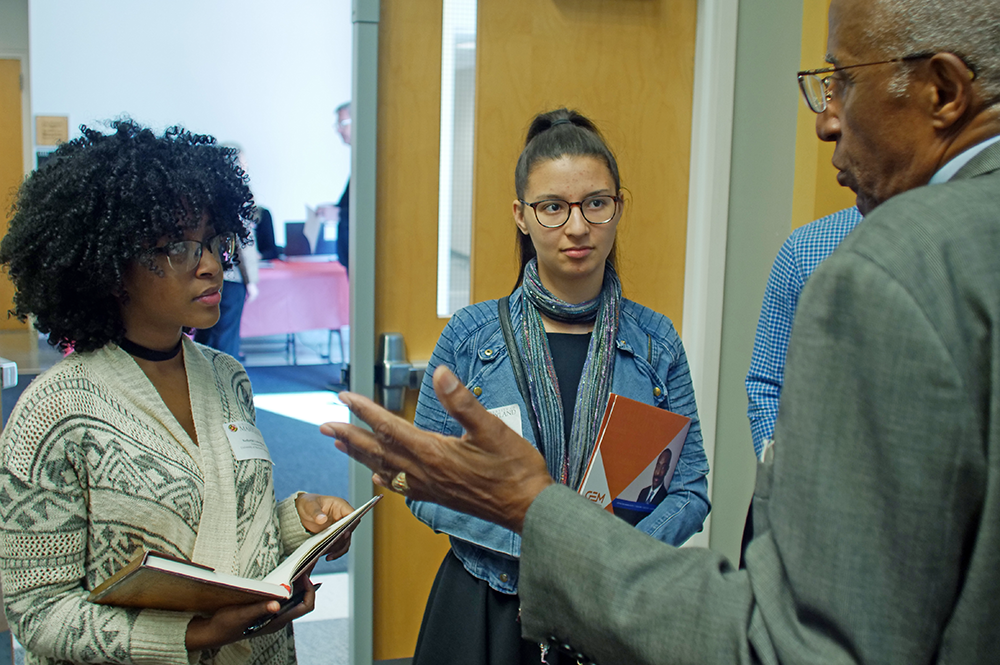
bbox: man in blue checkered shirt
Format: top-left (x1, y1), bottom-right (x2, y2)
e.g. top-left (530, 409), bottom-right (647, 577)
top-left (745, 206), bottom-right (863, 458)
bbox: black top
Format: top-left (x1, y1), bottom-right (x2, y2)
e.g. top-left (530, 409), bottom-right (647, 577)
top-left (314, 180), bottom-right (349, 262)
top-left (546, 331), bottom-right (592, 442)
top-left (254, 208), bottom-right (280, 260)
top-left (336, 178), bottom-right (349, 270)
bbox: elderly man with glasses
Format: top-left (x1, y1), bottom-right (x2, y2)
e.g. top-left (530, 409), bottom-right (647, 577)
top-left (325, 0), bottom-right (1000, 663)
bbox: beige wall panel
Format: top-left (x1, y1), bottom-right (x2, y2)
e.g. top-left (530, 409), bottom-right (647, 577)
top-left (473, 0), bottom-right (698, 329)
top-left (792, 0), bottom-right (857, 230)
top-left (0, 59), bottom-right (26, 331)
top-left (812, 139), bottom-right (856, 219)
top-left (373, 1), bottom-right (452, 660)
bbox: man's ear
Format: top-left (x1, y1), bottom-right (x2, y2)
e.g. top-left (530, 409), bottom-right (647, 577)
top-left (927, 52), bottom-right (976, 130)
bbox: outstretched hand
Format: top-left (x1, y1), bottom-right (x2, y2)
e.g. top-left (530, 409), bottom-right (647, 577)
top-left (319, 365), bottom-right (553, 533)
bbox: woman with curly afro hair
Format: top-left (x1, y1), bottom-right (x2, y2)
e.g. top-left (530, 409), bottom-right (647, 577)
top-left (0, 119), bottom-right (353, 665)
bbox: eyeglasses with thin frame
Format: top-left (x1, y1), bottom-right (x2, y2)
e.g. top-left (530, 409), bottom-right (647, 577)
top-left (797, 52), bottom-right (953, 113)
top-left (518, 194), bottom-right (622, 228)
top-left (149, 232), bottom-right (238, 273)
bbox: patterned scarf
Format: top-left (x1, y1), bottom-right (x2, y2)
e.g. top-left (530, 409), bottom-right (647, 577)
top-left (519, 258), bottom-right (621, 489)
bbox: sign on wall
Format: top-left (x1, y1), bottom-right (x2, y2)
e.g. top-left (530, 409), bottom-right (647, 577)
top-left (35, 115), bottom-right (68, 146)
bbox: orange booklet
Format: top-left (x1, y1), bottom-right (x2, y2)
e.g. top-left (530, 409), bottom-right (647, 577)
top-left (578, 394), bottom-right (691, 525)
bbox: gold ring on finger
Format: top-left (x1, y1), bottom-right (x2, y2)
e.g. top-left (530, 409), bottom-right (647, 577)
top-left (391, 471), bottom-right (410, 494)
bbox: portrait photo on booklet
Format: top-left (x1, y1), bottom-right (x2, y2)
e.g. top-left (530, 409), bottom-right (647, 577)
top-left (577, 393), bottom-right (689, 526)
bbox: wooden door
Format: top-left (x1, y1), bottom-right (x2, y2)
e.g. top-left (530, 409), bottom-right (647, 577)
top-left (471, 1), bottom-right (698, 318)
top-left (370, 1), bottom-right (452, 661)
top-left (371, 0), bottom-right (697, 658)
top-left (0, 59), bottom-right (26, 331)
top-left (0, 56), bottom-right (23, 663)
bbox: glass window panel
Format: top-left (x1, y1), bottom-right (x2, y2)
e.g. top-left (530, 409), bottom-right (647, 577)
top-left (437, 0), bottom-right (477, 317)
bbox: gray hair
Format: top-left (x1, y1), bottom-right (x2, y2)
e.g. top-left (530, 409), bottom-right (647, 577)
top-left (864, 0), bottom-right (1000, 100)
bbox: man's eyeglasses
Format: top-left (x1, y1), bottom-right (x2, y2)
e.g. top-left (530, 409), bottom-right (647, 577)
top-left (519, 195), bottom-right (621, 228)
top-left (149, 232), bottom-right (237, 273)
top-left (797, 53), bottom-right (940, 113)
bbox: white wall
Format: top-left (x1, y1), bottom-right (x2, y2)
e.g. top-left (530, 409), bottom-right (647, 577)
top-left (28, 0), bottom-right (353, 244)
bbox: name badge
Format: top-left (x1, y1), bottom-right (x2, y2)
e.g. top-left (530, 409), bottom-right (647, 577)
top-left (488, 404), bottom-right (523, 437)
top-left (224, 421), bottom-right (272, 463)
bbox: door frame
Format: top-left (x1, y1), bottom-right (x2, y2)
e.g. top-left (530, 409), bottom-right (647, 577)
top-left (680, 0), bottom-right (740, 548)
top-left (347, 2), bottom-right (379, 665)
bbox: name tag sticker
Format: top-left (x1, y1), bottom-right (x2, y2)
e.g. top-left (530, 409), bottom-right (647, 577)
top-left (488, 404), bottom-right (523, 438)
top-left (225, 421), bottom-right (272, 463)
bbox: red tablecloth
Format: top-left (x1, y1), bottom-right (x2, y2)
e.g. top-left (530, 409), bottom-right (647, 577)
top-left (240, 260), bottom-right (349, 338)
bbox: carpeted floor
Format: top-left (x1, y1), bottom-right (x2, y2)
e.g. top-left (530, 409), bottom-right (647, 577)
top-left (240, 363), bottom-right (355, 662)
top-left (292, 618), bottom-right (350, 663)
top-left (1, 375), bottom-right (34, 426)
top-left (247, 364), bottom-right (350, 575)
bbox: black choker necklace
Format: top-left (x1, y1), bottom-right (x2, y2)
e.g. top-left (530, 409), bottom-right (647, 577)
top-left (118, 337), bottom-right (183, 362)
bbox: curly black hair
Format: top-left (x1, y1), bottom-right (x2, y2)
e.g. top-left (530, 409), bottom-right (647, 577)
top-left (0, 119), bottom-right (255, 353)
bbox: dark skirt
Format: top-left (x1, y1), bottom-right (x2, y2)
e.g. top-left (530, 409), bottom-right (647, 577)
top-left (413, 549), bottom-right (559, 665)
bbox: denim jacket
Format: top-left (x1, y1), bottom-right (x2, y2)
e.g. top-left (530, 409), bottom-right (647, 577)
top-left (409, 289), bottom-right (711, 594)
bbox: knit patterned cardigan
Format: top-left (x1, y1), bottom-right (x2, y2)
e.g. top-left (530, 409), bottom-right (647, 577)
top-left (0, 339), bottom-right (312, 665)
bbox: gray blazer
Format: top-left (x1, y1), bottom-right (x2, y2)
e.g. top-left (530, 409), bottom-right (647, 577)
top-left (517, 140), bottom-right (1000, 664)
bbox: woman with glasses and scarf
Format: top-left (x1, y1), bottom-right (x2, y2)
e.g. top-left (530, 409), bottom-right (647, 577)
top-left (407, 109), bottom-right (710, 665)
top-left (0, 120), bottom-right (353, 665)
